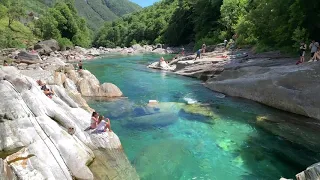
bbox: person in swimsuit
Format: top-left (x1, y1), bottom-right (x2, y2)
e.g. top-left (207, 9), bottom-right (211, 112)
top-left (44, 88), bottom-right (54, 99)
top-left (3, 60), bottom-right (8, 66)
top-left (297, 42), bottom-right (306, 64)
top-left (91, 112), bottom-right (99, 129)
top-left (202, 43), bottom-right (206, 53)
top-left (78, 60), bottom-right (83, 70)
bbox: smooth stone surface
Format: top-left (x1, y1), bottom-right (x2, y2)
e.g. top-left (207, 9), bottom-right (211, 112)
top-left (206, 63), bottom-right (320, 120)
top-left (0, 66), bottom-right (138, 180)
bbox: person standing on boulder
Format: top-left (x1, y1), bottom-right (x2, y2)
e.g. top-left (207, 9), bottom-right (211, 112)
top-left (296, 42), bottom-right (307, 65)
top-left (78, 60), bottom-right (83, 71)
top-left (195, 49), bottom-right (201, 60)
top-left (309, 40), bottom-right (319, 58)
top-left (181, 48), bottom-right (185, 56)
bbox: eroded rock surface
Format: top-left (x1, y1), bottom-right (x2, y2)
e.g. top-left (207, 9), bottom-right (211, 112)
top-left (0, 66), bottom-right (138, 180)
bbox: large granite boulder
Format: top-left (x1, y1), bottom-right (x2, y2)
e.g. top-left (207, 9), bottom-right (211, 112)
top-left (68, 70), bottom-right (123, 97)
top-left (296, 162), bottom-right (320, 180)
top-left (0, 66), bottom-right (138, 180)
top-left (206, 61), bottom-right (320, 120)
top-left (17, 51), bottom-right (42, 64)
top-left (34, 39), bottom-right (60, 55)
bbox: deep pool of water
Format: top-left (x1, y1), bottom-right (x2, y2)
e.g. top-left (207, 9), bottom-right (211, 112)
top-left (85, 54), bottom-right (320, 180)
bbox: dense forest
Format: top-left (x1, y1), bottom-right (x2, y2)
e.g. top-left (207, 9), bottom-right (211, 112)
top-left (11, 0), bottom-right (141, 30)
top-left (95, 0), bottom-right (320, 52)
top-left (0, 0), bottom-right (319, 52)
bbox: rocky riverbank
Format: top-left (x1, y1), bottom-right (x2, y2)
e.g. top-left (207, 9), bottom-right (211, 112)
top-left (148, 46), bottom-right (320, 180)
top-left (0, 41), bottom-right (140, 179)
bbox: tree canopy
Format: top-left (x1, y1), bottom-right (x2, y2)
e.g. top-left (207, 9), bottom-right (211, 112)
top-left (34, 1), bottom-right (92, 48)
top-left (94, 0), bottom-right (320, 52)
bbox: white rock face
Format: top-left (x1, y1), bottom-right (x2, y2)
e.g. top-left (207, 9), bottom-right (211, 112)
top-left (0, 67), bottom-right (138, 180)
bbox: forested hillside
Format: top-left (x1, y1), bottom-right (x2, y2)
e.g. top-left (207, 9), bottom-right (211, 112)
top-left (95, 0), bottom-right (320, 52)
top-left (23, 0), bottom-right (141, 30)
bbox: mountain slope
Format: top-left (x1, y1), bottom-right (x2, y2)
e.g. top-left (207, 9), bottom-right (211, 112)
top-left (24, 0), bottom-right (142, 30)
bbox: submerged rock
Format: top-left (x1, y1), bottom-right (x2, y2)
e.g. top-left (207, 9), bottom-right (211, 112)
top-left (123, 112), bottom-right (179, 128)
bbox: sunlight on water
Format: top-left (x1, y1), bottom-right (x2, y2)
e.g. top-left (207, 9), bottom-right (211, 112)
top-left (85, 54), bottom-right (320, 180)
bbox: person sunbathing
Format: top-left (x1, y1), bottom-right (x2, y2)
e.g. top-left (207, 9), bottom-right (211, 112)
top-left (44, 88), bottom-right (54, 99)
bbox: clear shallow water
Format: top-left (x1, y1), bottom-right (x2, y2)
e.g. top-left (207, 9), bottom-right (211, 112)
top-left (85, 54), bottom-right (320, 180)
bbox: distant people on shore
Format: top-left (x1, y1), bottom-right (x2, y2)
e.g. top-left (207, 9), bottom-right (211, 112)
top-left (202, 43), bottom-right (206, 53)
top-left (296, 42), bottom-right (307, 65)
top-left (309, 40), bottom-right (319, 58)
top-left (195, 49), bottom-right (201, 60)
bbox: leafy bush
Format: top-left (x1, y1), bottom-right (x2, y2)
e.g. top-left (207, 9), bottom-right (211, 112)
top-left (57, 37), bottom-right (73, 50)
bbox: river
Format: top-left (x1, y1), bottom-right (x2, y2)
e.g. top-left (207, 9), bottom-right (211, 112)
top-left (84, 54), bottom-right (320, 180)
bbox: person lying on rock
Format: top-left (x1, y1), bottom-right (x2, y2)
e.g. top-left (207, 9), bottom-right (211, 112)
top-left (44, 88), bottom-right (54, 99)
top-left (37, 80), bottom-right (48, 91)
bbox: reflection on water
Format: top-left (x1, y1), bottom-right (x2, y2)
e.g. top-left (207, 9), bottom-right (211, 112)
top-left (85, 54), bottom-right (320, 180)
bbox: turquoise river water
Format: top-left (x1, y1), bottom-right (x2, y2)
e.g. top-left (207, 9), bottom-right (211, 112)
top-left (85, 54), bottom-right (320, 180)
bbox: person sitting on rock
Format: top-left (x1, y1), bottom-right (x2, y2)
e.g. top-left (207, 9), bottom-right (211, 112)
top-left (96, 115), bottom-right (112, 132)
top-left (309, 47), bottom-right (320, 62)
top-left (195, 49), bottom-right (201, 60)
top-left (90, 112), bottom-right (112, 133)
top-left (44, 88), bottom-right (54, 99)
top-left (91, 112), bottom-right (99, 129)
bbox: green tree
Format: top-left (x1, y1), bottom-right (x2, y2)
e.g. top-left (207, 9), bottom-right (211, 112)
top-left (5, 0), bottom-right (26, 29)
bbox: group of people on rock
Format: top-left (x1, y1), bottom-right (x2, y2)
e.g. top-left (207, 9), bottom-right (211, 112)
top-left (36, 80), bottom-right (55, 99)
top-left (195, 43), bottom-right (207, 60)
top-left (297, 40), bottom-right (320, 65)
top-left (89, 112), bottom-right (112, 133)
